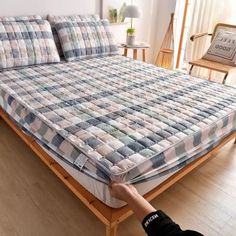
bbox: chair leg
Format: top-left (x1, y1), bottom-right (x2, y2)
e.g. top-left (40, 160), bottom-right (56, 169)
top-left (208, 69), bottom-right (212, 81)
top-left (106, 224), bottom-right (118, 236)
top-left (234, 138), bottom-right (236, 144)
top-left (189, 65), bottom-right (194, 75)
top-left (223, 73), bottom-right (228, 84)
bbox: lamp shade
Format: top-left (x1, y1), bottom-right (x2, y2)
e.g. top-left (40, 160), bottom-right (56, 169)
top-left (123, 5), bottom-right (142, 18)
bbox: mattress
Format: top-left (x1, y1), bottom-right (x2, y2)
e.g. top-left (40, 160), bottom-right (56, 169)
top-left (39, 140), bottom-right (177, 208)
top-left (0, 55), bottom-right (236, 203)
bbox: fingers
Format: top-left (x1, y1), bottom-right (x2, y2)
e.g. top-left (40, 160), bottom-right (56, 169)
top-left (109, 181), bottom-right (120, 189)
top-left (108, 182), bottom-right (113, 189)
top-left (108, 182), bottom-right (114, 194)
top-left (108, 181), bottom-right (115, 191)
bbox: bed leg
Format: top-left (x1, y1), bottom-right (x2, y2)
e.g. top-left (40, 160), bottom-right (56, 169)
top-left (106, 224), bottom-right (118, 236)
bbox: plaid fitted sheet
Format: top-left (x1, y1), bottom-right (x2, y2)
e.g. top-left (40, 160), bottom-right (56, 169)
top-left (0, 55), bottom-right (236, 184)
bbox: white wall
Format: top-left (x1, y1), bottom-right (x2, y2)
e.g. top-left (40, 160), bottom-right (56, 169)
top-left (150, 0), bottom-right (176, 63)
top-left (109, 0), bottom-right (160, 62)
top-left (0, 0), bottom-right (100, 16)
top-left (109, 0), bottom-right (176, 63)
top-left (135, 0), bottom-right (159, 62)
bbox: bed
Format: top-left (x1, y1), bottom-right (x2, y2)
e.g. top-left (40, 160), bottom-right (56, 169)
top-left (0, 54), bottom-right (236, 236)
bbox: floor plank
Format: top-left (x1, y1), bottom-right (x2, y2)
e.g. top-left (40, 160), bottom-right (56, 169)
top-left (0, 119), bottom-right (235, 236)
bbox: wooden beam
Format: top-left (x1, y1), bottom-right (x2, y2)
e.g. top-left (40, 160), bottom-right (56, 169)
top-left (176, 0), bottom-right (189, 68)
top-left (100, 0), bottom-right (104, 19)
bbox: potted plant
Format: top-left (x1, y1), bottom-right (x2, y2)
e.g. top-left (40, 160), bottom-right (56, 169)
top-left (109, 9), bottom-right (117, 23)
top-left (126, 28), bottom-right (136, 46)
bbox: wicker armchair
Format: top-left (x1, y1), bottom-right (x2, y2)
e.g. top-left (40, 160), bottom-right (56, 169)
top-left (189, 23), bottom-right (236, 84)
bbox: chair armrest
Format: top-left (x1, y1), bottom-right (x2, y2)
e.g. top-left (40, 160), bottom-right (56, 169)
top-left (190, 32), bottom-right (212, 41)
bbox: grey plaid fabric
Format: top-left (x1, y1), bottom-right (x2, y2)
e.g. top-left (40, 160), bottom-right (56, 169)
top-left (0, 15), bottom-right (42, 21)
top-left (0, 55), bottom-right (236, 184)
top-left (55, 20), bottom-right (118, 61)
top-left (0, 20), bottom-right (60, 70)
top-left (48, 14), bottom-right (100, 56)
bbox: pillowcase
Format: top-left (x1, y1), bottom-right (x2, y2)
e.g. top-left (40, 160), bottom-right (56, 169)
top-left (48, 14), bottom-right (100, 56)
top-left (54, 19), bottom-right (118, 61)
top-left (0, 20), bottom-right (60, 70)
top-left (203, 31), bottom-right (236, 66)
top-left (0, 15), bottom-right (42, 21)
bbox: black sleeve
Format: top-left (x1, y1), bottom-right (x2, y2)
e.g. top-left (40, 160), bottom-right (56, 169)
top-left (142, 210), bottom-right (204, 236)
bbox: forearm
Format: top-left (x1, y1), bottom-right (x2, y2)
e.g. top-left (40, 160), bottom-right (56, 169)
top-left (109, 183), bottom-right (203, 236)
top-left (125, 191), bottom-right (156, 222)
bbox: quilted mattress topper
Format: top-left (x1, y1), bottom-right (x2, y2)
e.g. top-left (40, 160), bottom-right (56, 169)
top-left (0, 55), bottom-right (236, 182)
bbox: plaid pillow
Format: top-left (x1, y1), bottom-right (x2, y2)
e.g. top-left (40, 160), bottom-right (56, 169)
top-left (0, 15), bottom-right (42, 21)
top-left (0, 20), bottom-right (60, 70)
top-left (55, 19), bottom-right (118, 61)
top-left (48, 14), bottom-right (100, 56)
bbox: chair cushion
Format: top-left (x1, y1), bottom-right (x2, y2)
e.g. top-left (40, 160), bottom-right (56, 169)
top-left (0, 20), bottom-right (60, 70)
top-left (203, 30), bottom-right (236, 66)
top-left (54, 19), bottom-right (118, 61)
top-left (48, 14), bottom-right (100, 56)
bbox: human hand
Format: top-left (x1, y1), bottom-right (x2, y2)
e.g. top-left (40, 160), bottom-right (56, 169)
top-left (109, 182), bottom-right (157, 222)
top-left (108, 182), bottom-right (139, 202)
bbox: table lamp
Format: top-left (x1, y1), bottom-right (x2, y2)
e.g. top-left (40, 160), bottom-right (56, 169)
top-left (124, 5), bottom-right (142, 45)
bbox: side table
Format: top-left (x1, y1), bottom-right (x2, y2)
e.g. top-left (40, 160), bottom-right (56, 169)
top-left (119, 43), bottom-right (150, 62)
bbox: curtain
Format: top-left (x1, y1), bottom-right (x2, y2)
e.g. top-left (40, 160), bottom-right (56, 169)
top-left (224, 0), bottom-right (236, 25)
top-left (185, 0), bottom-right (225, 78)
top-left (173, 0), bottom-right (189, 69)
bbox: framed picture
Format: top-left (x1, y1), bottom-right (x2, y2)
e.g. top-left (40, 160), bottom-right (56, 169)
top-left (101, 0), bottom-right (131, 23)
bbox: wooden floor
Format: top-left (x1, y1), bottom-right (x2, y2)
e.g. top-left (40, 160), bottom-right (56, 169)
top-left (0, 119), bottom-right (236, 236)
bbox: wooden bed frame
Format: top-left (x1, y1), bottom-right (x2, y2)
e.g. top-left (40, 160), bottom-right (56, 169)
top-left (0, 107), bottom-right (235, 236)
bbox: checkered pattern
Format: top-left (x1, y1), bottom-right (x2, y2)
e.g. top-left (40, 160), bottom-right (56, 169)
top-left (54, 20), bottom-right (118, 61)
top-left (0, 15), bottom-right (42, 21)
top-left (48, 14), bottom-right (100, 56)
top-left (0, 55), bottom-right (236, 184)
top-left (0, 20), bottom-right (60, 70)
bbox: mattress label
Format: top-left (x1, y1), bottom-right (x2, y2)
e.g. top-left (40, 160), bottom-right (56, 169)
top-left (74, 154), bottom-right (88, 170)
